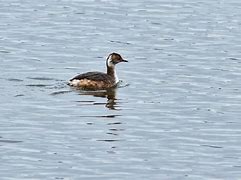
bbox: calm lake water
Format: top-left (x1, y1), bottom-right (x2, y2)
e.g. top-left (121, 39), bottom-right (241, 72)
top-left (1, 0), bottom-right (241, 179)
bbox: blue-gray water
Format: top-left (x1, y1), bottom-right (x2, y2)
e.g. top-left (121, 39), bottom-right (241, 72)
top-left (1, 0), bottom-right (241, 179)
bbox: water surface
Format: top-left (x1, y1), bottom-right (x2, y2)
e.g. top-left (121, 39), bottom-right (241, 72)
top-left (1, 0), bottom-right (241, 179)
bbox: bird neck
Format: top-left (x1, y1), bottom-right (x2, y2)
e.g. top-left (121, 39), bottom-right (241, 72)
top-left (107, 65), bottom-right (115, 76)
top-left (107, 65), bottom-right (119, 83)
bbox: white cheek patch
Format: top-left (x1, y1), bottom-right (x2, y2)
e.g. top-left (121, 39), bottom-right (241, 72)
top-left (107, 54), bottom-right (118, 83)
top-left (107, 55), bottom-right (115, 67)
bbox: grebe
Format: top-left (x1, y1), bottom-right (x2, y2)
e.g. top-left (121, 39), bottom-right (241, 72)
top-left (68, 53), bottom-right (128, 90)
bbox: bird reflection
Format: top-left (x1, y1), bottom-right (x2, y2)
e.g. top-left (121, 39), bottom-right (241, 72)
top-left (67, 86), bottom-right (125, 153)
top-left (73, 87), bottom-right (118, 110)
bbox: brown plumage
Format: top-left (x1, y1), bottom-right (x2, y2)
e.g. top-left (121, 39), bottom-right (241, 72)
top-left (68, 53), bottom-right (127, 90)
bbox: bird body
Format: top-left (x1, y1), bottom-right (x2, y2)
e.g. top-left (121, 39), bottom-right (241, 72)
top-left (68, 53), bottom-right (127, 90)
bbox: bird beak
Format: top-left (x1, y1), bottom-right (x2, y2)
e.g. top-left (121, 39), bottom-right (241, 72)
top-left (122, 59), bottom-right (128, 62)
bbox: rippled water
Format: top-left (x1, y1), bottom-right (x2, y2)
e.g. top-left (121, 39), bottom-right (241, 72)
top-left (1, 0), bottom-right (241, 179)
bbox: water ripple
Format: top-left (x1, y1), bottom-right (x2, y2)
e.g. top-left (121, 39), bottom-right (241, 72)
top-left (1, 0), bottom-right (241, 179)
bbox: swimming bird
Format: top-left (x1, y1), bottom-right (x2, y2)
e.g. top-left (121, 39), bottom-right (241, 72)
top-left (68, 53), bottom-right (127, 90)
